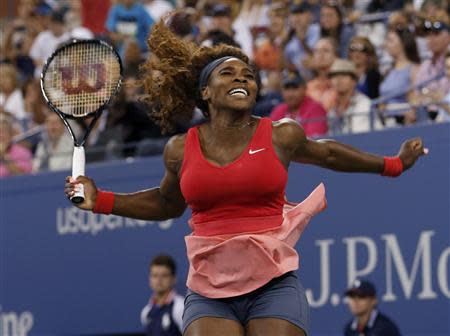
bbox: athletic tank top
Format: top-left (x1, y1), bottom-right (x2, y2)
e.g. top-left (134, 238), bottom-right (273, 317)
top-left (180, 117), bottom-right (288, 236)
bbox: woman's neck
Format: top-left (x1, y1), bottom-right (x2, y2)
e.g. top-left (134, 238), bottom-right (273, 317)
top-left (395, 53), bottom-right (410, 68)
top-left (208, 109), bottom-right (253, 129)
top-left (355, 63), bottom-right (367, 76)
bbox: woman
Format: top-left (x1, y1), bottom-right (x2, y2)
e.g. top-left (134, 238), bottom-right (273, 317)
top-left (0, 63), bottom-right (28, 130)
top-left (0, 114), bottom-right (32, 178)
top-left (319, 1), bottom-right (355, 57)
top-left (65, 22), bottom-right (426, 336)
top-left (379, 26), bottom-right (420, 124)
top-left (347, 36), bottom-right (381, 99)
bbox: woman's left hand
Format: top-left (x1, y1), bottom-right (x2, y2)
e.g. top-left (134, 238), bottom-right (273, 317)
top-left (398, 137), bottom-right (428, 171)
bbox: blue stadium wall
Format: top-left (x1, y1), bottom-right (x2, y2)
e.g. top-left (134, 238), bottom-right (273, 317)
top-left (1, 123), bottom-right (449, 336)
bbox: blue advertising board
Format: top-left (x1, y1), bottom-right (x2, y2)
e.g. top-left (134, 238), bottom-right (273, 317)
top-left (1, 123), bottom-right (449, 336)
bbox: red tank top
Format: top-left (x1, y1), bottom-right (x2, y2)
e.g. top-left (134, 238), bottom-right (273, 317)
top-left (180, 118), bottom-right (288, 236)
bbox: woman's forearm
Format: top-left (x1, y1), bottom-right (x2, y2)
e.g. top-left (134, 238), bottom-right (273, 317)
top-left (316, 139), bottom-right (385, 173)
top-left (111, 187), bottom-right (186, 221)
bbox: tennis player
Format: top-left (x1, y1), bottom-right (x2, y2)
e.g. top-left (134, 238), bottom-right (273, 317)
top-left (65, 22), bottom-right (427, 336)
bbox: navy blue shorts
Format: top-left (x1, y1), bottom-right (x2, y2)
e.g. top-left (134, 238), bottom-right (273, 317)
top-left (182, 272), bottom-right (310, 334)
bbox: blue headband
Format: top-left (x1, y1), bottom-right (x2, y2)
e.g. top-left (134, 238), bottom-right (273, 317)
top-left (198, 56), bottom-right (236, 91)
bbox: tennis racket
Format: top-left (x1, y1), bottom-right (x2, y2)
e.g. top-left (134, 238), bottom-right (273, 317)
top-left (41, 39), bottom-right (122, 204)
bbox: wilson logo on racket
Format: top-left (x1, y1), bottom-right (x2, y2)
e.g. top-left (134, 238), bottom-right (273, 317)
top-left (59, 64), bottom-right (107, 94)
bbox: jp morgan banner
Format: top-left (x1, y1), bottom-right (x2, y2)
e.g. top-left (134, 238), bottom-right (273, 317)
top-left (1, 123), bottom-right (449, 336)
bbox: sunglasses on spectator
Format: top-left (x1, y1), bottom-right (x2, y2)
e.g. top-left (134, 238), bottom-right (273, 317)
top-left (391, 24), bottom-right (414, 34)
top-left (423, 21), bottom-right (449, 34)
top-left (349, 43), bottom-right (368, 53)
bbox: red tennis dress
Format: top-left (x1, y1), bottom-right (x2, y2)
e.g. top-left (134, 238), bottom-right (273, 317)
top-left (180, 118), bottom-right (326, 298)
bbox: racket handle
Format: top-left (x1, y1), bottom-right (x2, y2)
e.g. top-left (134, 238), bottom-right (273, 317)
top-left (71, 146), bottom-right (86, 204)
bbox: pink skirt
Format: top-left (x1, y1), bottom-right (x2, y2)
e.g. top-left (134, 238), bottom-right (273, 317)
top-left (185, 183), bottom-right (327, 299)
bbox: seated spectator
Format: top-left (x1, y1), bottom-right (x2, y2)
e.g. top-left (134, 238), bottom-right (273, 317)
top-left (202, 4), bottom-right (241, 49)
top-left (319, 1), bottom-right (355, 58)
top-left (166, 10), bottom-right (196, 42)
top-left (379, 26), bottom-right (420, 124)
top-left (64, 2), bottom-right (94, 40)
top-left (328, 59), bottom-right (374, 134)
top-left (32, 110), bottom-right (73, 173)
top-left (80, 0), bottom-right (111, 35)
top-left (1, 0), bottom-right (39, 80)
top-left (283, 2), bottom-right (320, 79)
top-left (232, 0), bottom-right (269, 59)
top-left (253, 70), bottom-right (283, 117)
top-left (0, 63), bottom-right (29, 130)
top-left (253, 4), bottom-right (287, 71)
top-left (29, 10), bottom-right (71, 78)
top-left (141, 255), bottom-right (184, 336)
top-left (23, 79), bottom-right (47, 127)
top-left (270, 70), bottom-right (328, 137)
top-left (413, 10), bottom-right (450, 121)
top-left (306, 37), bottom-right (338, 111)
top-left (431, 50), bottom-right (450, 122)
top-left (105, 0), bottom-right (154, 56)
top-left (0, 114), bottom-right (32, 178)
top-left (348, 36), bottom-right (381, 99)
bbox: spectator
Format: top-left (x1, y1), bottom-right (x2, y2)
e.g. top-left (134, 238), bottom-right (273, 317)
top-left (414, 10), bottom-right (450, 121)
top-left (306, 37), bottom-right (338, 111)
top-left (253, 4), bottom-right (287, 71)
top-left (141, 255), bottom-right (184, 336)
top-left (379, 26), bottom-right (420, 124)
top-left (166, 9), bottom-right (196, 42)
top-left (344, 279), bottom-right (402, 336)
top-left (270, 71), bottom-right (328, 137)
top-left (144, 0), bottom-right (174, 21)
top-left (105, 0), bottom-right (154, 56)
top-left (1, 0), bottom-right (39, 80)
top-left (81, 0), bottom-right (111, 35)
top-left (64, 1), bottom-right (94, 40)
top-left (283, 2), bottom-right (320, 79)
top-left (29, 10), bottom-right (71, 78)
top-left (0, 64), bottom-right (29, 129)
top-left (202, 4), bottom-right (241, 49)
top-left (319, 1), bottom-right (355, 57)
top-left (0, 114), bottom-right (33, 178)
top-left (432, 50), bottom-right (450, 122)
top-left (328, 59), bottom-right (374, 134)
top-left (367, 0), bottom-right (405, 13)
top-left (32, 111), bottom-right (73, 173)
top-left (253, 70), bottom-right (283, 117)
top-left (348, 36), bottom-right (381, 99)
top-left (23, 79), bottom-right (48, 128)
top-left (232, 0), bottom-right (268, 59)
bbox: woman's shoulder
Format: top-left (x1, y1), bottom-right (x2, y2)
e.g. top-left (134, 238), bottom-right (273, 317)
top-left (271, 118), bottom-right (306, 148)
top-left (163, 133), bottom-right (187, 173)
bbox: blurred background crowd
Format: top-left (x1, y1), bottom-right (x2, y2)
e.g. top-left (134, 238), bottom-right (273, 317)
top-left (0, 0), bottom-right (449, 178)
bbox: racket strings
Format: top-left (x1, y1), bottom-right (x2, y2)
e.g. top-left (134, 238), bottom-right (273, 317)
top-left (43, 42), bottom-right (121, 117)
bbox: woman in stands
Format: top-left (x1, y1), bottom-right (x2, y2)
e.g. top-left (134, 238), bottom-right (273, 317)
top-left (65, 21), bottom-right (427, 336)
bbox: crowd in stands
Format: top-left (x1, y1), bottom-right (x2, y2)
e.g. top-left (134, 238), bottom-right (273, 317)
top-left (0, 0), bottom-right (449, 178)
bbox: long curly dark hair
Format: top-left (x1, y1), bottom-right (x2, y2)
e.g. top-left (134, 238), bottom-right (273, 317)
top-left (141, 22), bottom-right (249, 133)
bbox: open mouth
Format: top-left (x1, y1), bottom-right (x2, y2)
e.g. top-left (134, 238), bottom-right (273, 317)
top-left (228, 87), bottom-right (249, 97)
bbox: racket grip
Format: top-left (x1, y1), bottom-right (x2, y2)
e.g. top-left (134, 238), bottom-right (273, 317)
top-left (71, 146), bottom-right (86, 204)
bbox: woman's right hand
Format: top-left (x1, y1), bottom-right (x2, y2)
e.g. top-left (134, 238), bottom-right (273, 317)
top-left (65, 176), bottom-right (98, 211)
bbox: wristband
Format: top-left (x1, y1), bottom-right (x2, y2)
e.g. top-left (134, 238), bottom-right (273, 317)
top-left (382, 156), bottom-right (403, 177)
top-left (93, 190), bottom-right (115, 214)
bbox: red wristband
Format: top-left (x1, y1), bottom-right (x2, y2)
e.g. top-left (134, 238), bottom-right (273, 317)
top-left (382, 156), bottom-right (403, 177)
top-left (93, 190), bottom-right (115, 214)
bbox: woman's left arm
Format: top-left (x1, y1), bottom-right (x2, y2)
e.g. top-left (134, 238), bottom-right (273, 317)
top-left (273, 119), bottom-right (427, 174)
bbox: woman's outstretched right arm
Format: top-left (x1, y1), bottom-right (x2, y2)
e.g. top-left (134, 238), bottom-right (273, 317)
top-left (64, 135), bottom-right (187, 221)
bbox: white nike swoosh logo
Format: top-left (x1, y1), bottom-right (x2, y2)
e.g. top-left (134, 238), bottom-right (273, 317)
top-left (249, 148), bottom-right (266, 155)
